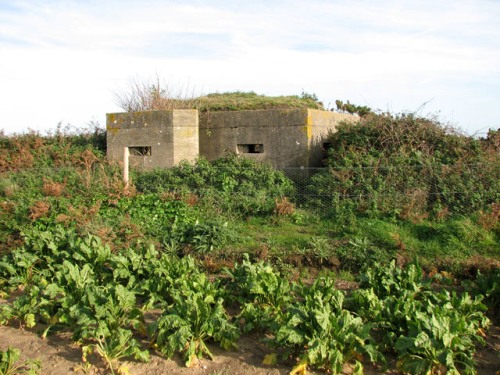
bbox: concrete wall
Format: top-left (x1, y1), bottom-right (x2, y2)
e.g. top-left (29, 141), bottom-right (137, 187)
top-left (199, 109), bottom-right (356, 168)
top-left (106, 108), bottom-right (356, 169)
top-left (172, 110), bottom-right (200, 165)
top-left (306, 109), bottom-right (357, 167)
top-left (106, 110), bottom-right (199, 169)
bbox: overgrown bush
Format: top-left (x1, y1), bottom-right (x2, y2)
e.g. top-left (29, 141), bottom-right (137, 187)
top-left (0, 128), bottom-right (130, 253)
top-left (0, 124), bottom-right (106, 173)
top-left (133, 155), bottom-right (295, 217)
top-left (306, 113), bottom-right (500, 219)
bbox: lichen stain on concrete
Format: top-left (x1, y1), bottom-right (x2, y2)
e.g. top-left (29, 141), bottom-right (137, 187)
top-left (177, 129), bottom-right (196, 137)
top-left (106, 125), bottom-right (120, 135)
top-left (303, 113), bottom-right (313, 143)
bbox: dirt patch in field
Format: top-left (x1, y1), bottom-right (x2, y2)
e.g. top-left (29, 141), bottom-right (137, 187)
top-left (0, 322), bottom-right (498, 375)
top-left (0, 324), bottom-right (294, 375)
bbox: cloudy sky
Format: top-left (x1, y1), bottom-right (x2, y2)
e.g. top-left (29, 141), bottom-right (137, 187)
top-left (1, 0), bottom-right (499, 135)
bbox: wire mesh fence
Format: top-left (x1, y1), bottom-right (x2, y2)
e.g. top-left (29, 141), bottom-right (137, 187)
top-left (2, 162), bottom-right (499, 219)
top-left (282, 163), bottom-right (500, 218)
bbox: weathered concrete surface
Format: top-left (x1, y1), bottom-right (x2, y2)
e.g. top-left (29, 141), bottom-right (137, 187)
top-left (106, 108), bottom-right (356, 169)
top-left (106, 110), bottom-right (198, 169)
top-left (199, 109), bottom-right (356, 168)
top-left (172, 110), bottom-right (200, 165)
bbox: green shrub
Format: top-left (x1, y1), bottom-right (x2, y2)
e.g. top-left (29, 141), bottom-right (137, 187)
top-left (225, 254), bottom-right (292, 332)
top-left (133, 155), bottom-right (295, 217)
top-left (306, 113), bottom-right (500, 219)
top-left (150, 272), bottom-right (239, 367)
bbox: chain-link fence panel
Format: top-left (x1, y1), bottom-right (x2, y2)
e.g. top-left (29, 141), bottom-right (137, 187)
top-left (282, 163), bottom-right (500, 218)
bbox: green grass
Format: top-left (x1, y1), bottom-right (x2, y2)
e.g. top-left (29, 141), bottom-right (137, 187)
top-left (395, 218), bottom-right (499, 259)
top-left (215, 214), bottom-right (499, 277)
top-left (229, 218), bottom-right (310, 255)
top-left (160, 91), bottom-right (325, 112)
top-left (195, 91), bottom-right (324, 112)
top-left (231, 214), bottom-right (332, 252)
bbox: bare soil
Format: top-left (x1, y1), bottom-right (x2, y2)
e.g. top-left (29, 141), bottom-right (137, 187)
top-left (0, 322), bottom-right (498, 375)
top-left (0, 324), bottom-right (292, 375)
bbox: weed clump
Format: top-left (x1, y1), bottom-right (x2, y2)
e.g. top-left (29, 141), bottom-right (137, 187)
top-left (307, 113), bottom-right (500, 219)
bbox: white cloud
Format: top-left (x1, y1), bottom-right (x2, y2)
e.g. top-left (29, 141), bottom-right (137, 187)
top-left (0, 0), bottom-right (499, 134)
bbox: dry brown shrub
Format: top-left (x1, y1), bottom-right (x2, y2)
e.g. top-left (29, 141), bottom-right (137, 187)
top-left (91, 225), bottom-right (117, 250)
top-left (390, 232), bottom-right (407, 252)
top-left (74, 149), bottom-right (100, 189)
top-left (107, 198), bottom-right (119, 207)
top-left (32, 136), bottom-right (45, 150)
top-left (202, 256), bottom-right (234, 273)
top-left (93, 162), bottom-right (137, 202)
top-left (92, 163), bottom-right (114, 191)
top-left (67, 201), bottom-right (102, 227)
top-left (29, 200), bottom-right (51, 221)
top-left (426, 265), bottom-right (439, 279)
top-left (55, 214), bottom-right (72, 225)
top-left (461, 255), bottom-right (500, 276)
top-left (56, 202), bottom-right (102, 227)
top-left (407, 211), bottom-right (429, 224)
top-left (9, 141), bottom-right (34, 171)
top-left (0, 201), bottom-right (15, 215)
top-left (158, 191), bottom-right (198, 205)
top-left (75, 149), bottom-right (99, 170)
top-left (42, 178), bottom-right (66, 197)
top-left (255, 243), bottom-right (269, 260)
top-left (83, 161), bottom-right (137, 204)
top-left (2, 182), bottom-right (19, 197)
top-left (116, 215), bottom-right (143, 248)
top-left (0, 134), bottom-right (54, 171)
top-left (0, 202), bottom-right (16, 238)
top-left (183, 193), bottom-right (199, 206)
top-left (17, 148), bottom-right (35, 169)
top-left (274, 197), bottom-right (295, 216)
top-left (159, 191), bottom-right (199, 205)
top-left (0, 151), bottom-right (9, 172)
top-left (432, 256), bottom-right (500, 280)
top-left (477, 202), bottom-right (500, 230)
top-left (160, 191), bottom-right (180, 201)
top-left (106, 176), bottom-right (136, 204)
top-left (0, 234), bottom-right (24, 253)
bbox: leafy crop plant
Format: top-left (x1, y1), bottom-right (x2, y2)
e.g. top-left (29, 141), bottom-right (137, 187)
top-left (150, 273), bottom-right (239, 367)
top-left (0, 347), bottom-right (40, 375)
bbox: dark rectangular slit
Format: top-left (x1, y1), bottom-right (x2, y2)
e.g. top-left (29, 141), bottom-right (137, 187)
top-left (237, 144), bottom-right (263, 154)
top-left (129, 146), bottom-right (152, 156)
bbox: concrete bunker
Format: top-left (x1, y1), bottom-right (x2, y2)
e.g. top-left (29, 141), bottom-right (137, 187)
top-left (106, 108), bottom-right (356, 169)
top-left (106, 109), bottom-right (199, 169)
